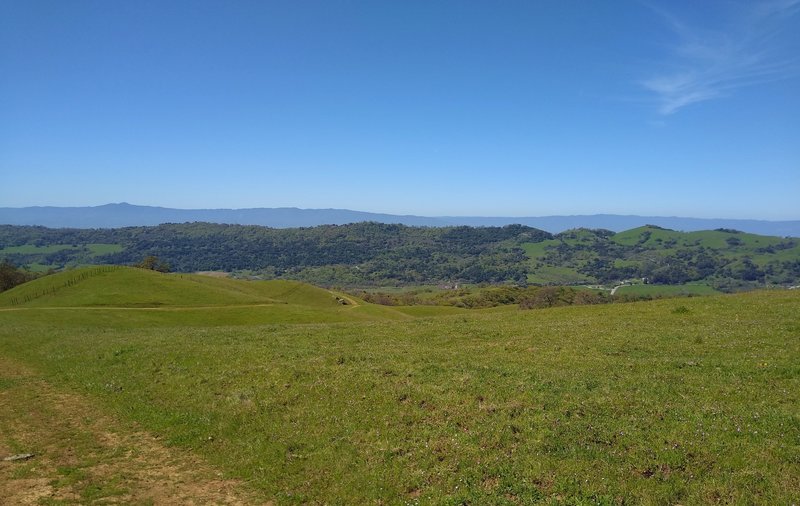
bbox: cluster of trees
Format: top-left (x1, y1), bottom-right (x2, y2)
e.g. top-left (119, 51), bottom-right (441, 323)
top-left (355, 285), bottom-right (612, 309)
top-left (135, 255), bottom-right (170, 272)
top-left (581, 248), bottom-right (723, 285)
top-left (0, 260), bottom-right (39, 292)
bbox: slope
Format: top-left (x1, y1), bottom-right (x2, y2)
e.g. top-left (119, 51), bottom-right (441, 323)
top-left (522, 225), bottom-right (800, 286)
top-left (0, 290), bottom-right (797, 503)
top-left (0, 266), bottom-right (410, 323)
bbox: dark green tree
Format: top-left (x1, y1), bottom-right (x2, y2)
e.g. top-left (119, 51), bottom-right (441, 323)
top-left (135, 255), bottom-right (171, 273)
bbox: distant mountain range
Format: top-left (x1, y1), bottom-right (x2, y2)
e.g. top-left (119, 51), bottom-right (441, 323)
top-left (1, 203), bottom-right (798, 237)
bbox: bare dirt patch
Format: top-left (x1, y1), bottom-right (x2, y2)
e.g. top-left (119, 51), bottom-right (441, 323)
top-left (0, 357), bottom-right (268, 505)
top-left (195, 271), bottom-right (231, 278)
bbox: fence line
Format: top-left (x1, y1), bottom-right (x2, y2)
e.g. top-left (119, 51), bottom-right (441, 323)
top-left (9, 265), bottom-right (121, 305)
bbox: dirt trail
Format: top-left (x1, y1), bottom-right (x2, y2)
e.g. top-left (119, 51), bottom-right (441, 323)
top-left (328, 290), bottom-right (361, 308)
top-left (0, 357), bottom-right (268, 505)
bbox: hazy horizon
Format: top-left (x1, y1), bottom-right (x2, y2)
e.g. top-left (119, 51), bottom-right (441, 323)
top-left (3, 201), bottom-right (800, 222)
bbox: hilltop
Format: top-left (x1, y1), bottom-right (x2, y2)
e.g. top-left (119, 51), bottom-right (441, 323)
top-left (525, 225), bottom-right (800, 289)
top-left (0, 266), bottom-right (412, 323)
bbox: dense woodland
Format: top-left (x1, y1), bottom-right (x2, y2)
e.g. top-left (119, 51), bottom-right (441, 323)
top-left (0, 222), bottom-right (798, 290)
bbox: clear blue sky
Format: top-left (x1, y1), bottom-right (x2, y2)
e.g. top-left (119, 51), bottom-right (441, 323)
top-left (1, 0), bottom-right (798, 219)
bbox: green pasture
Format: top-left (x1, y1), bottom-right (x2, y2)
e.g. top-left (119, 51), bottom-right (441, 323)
top-left (0, 267), bottom-right (408, 324)
top-left (614, 283), bottom-right (720, 297)
top-left (25, 262), bottom-right (57, 272)
top-left (1, 244), bottom-right (78, 254)
top-left (612, 227), bottom-right (688, 246)
top-left (613, 226), bottom-right (796, 253)
top-left (522, 240), bottom-right (594, 285)
top-left (527, 265), bottom-right (594, 285)
top-left (0, 243), bottom-right (122, 256)
top-left (85, 243), bottom-right (125, 255)
top-left (0, 268), bottom-right (798, 504)
top-left (521, 240), bottom-right (560, 260)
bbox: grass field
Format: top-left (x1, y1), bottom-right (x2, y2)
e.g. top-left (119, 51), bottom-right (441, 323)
top-left (1, 267), bottom-right (798, 504)
top-left (527, 266), bottom-right (594, 285)
top-left (1, 244), bottom-right (80, 254)
top-left (522, 241), bottom-right (596, 285)
top-left (612, 227), bottom-right (800, 264)
top-left (0, 267), bottom-right (413, 325)
top-left (614, 283), bottom-right (720, 297)
top-left (0, 243), bottom-right (123, 256)
top-left (521, 240), bottom-right (560, 260)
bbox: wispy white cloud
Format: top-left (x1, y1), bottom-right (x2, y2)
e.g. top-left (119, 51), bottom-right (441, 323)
top-left (641, 0), bottom-right (800, 115)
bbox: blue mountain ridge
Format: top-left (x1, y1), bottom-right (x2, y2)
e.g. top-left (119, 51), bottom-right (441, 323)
top-left (1, 203), bottom-right (798, 237)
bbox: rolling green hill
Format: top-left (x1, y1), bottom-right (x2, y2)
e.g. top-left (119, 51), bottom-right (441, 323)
top-left (0, 278), bottom-right (797, 503)
top-left (0, 266), bottom-right (413, 323)
top-left (522, 225), bottom-right (800, 288)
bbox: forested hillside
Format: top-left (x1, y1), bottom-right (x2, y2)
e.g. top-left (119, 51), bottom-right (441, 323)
top-left (0, 223), bottom-right (545, 285)
top-left (1, 222), bottom-right (798, 289)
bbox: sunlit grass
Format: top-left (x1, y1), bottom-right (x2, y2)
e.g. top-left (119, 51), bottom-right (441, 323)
top-left (0, 270), bottom-right (798, 503)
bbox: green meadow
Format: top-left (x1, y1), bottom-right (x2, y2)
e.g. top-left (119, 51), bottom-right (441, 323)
top-left (1, 267), bottom-right (798, 504)
top-left (0, 243), bottom-right (123, 256)
top-left (613, 283), bottom-right (720, 297)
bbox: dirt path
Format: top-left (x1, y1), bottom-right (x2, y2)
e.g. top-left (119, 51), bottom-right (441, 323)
top-left (327, 290), bottom-right (361, 308)
top-left (0, 357), bottom-right (268, 505)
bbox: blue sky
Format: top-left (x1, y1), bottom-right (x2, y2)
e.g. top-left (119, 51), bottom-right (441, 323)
top-left (1, 0), bottom-right (798, 219)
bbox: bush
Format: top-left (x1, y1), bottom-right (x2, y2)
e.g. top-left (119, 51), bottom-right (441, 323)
top-left (519, 287), bottom-right (564, 309)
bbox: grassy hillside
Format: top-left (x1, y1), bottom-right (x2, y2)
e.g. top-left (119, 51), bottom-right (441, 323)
top-left (1, 273), bottom-right (798, 503)
top-left (522, 240), bottom-right (594, 284)
top-left (523, 225), bottom-right (800, 288)
top-left (0, 266), bottom-right (411, 323)
top-left (614, 283), bottom-right (720, 297)
top-left (611, 225), bottom-right (800, 260)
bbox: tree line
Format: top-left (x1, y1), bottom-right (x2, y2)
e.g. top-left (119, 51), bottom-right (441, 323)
top-left (1, 222), bottom-right (798, 289)
top-left (0, 222), bottom-right (549, 285)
